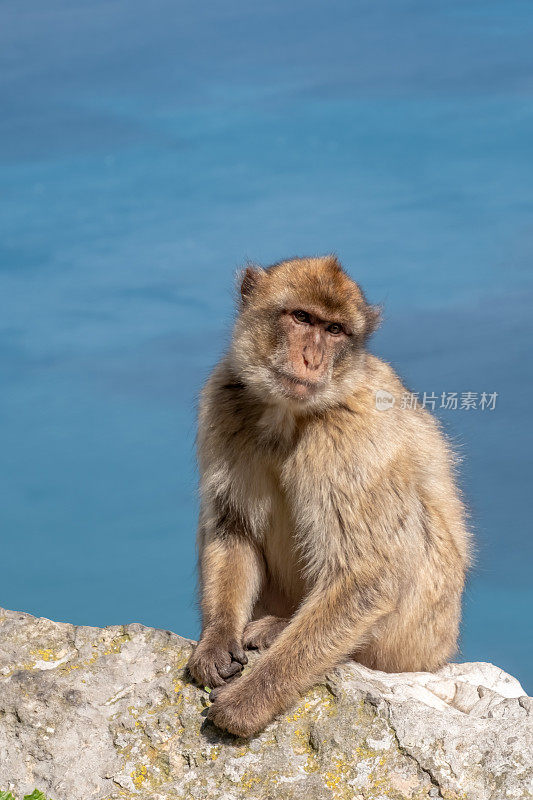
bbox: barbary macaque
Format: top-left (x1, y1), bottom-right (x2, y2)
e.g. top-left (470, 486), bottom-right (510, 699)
top-left (187, 255), bottom-right (470, 737)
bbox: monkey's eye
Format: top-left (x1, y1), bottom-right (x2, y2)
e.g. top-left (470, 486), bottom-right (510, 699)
top-left (327, 323), bottom-right (343, 335)
top-left (292, 310), bottom-right (311, 324)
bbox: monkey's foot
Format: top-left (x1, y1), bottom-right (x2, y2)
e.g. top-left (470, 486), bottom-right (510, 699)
top-left (242, 616), bottom-right (288, 650)
top-left (187, 635), bottom-right (247, 688)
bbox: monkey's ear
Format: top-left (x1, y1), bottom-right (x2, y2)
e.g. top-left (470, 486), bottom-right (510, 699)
top-left (364, 304), bottom-right (382, 338)
top-left (239, 266), bottom-right (263, 306)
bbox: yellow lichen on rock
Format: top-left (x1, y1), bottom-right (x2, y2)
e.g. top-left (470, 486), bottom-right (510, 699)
top-left (130, 765), bottom-right (148, 788)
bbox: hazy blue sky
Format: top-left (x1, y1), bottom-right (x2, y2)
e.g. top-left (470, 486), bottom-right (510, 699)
top-left (1, 0), bottom-right (532, 690)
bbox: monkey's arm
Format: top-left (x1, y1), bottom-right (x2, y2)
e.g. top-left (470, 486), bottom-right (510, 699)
top-left (207, 568), bottom-right (393, 735)
top-left (188, 527), bottom-right (264, 688)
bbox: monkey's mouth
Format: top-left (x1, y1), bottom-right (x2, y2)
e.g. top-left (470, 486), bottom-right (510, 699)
top-left (273, 369), bottom-right (322, 399)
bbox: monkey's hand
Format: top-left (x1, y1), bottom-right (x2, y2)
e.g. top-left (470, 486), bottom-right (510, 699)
top-left (242, 616), bottom-right (288, 650)
top-left (187, 634), bottom-right (248, 689)
top-left (207, 672), bottom-right (273, 738)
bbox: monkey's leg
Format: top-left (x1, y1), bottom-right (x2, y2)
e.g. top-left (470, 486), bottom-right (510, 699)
top-left (242, 616), bottom-right (289, 650)
top-left (208, 574), bottom-right (391, 736)
top-left (187, 536), bottom-right (264, 688)
top-left (356, 590), bottom-right (462, 673)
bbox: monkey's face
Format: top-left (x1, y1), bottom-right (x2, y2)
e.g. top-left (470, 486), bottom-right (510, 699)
top-left (270, 308), bottom-right (352, 402)
top-left (231, 257), bottom-right (381, 411)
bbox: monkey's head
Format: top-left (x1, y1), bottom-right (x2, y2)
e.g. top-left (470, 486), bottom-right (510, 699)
top-left (231, 255), bottom-right (381, 410)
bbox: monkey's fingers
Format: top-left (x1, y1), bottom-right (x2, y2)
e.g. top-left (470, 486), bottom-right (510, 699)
top-left (229, 644), bottom-right (248, 665)
top-left (208, 685), bottom-right (223, 702)
top-left (218, 659), bottom-right (243, 679)
top-left (189, 659), bottom-right (227, 689)
top-left (188, 646), bottom-right (229, 688)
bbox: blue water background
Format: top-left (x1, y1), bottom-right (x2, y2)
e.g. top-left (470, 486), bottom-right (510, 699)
top-left (1, 1), bottom-right (532, 691)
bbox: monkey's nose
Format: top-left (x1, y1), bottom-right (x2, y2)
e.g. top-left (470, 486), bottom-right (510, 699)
top-left (302, 347), bottom-right (324, 372)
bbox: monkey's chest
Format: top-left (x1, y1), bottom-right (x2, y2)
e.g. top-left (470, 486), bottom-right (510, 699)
top-left (261, 482), bottom-right (307, 610)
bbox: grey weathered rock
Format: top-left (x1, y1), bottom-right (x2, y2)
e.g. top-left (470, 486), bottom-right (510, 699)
top-left (0, 607), bottom-right (531, 800)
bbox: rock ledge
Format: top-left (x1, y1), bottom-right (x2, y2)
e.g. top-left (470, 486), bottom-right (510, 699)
top-left (0, 608), bottom-right (531, 800)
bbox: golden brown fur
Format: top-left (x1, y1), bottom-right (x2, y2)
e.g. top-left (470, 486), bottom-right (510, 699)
top-left (187, 255), bottom-right (471, 737)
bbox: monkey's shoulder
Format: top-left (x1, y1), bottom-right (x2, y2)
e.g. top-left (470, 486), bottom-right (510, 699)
top-left (363, 353), bottom-right (408, 395)
top-left (198, 359), bottom-right (263, 448)
top-left (361, 354), bottom-right (446, 431)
